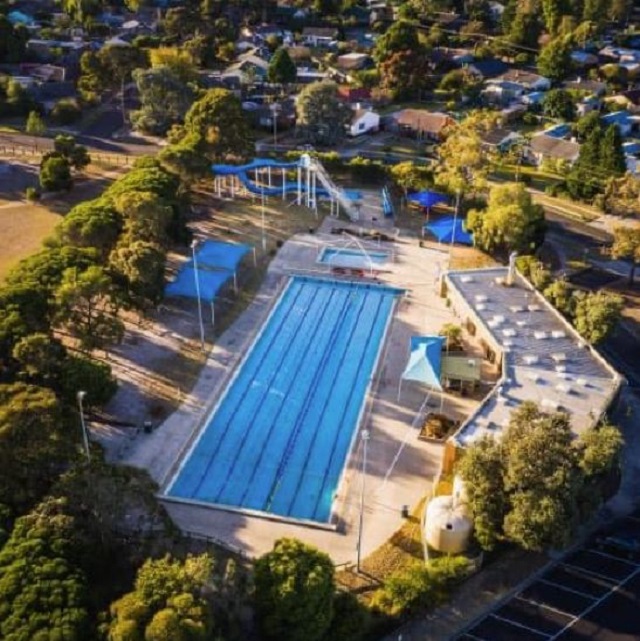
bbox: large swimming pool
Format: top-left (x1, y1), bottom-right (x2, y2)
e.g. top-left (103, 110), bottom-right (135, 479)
top-left (167, 276), bottom-right (401, 523)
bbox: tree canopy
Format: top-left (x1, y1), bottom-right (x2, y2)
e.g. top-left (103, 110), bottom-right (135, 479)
top-left (296, 81), bottom-right (352, 146)
top-left (254, 538), bottom-right (335, 641)
top-left (467, 182), bottom-right (546, 257)
top-left (457, 402), bottom-right (622, 552)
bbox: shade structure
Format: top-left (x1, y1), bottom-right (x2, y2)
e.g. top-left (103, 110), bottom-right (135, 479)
top-left (165, 267), bottom-right (231, 303)
top-left (408, 190), bottom-right (449, 209)
top-left (195, 240), bottom-right (251, 272)
top-left (423, 216), bottom-right (473, 246)
top-left (402, 336), bottom-right (445, 390)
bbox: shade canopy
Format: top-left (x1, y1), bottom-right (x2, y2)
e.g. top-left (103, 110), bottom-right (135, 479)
top-left (165, 268), bottom-right (231, 303)
top-left (402, 336), bottom-right (445, 390)
top-left (195, 240), bottom-right (250, 272)
top-left (408, 190), bottom-right (449, 209)
top-left (424, 216), bottom-right (473, 246)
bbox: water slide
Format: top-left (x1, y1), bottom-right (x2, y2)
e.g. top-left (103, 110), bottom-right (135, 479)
top-left (211, 156), bottom-right (362, 221)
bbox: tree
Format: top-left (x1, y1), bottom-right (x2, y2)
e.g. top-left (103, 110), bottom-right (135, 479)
top-left (109, 239), bottom-right (167, 307)
top-left (268, 47), bottom-right (297, 85)
top-left (39, 154), bottom-right (72, 192)
top-left (456, 437), bottom-right (506, 551)
top-left (0, 498), bottom-right (90, 640)
top-left (0, 15), bottom-right (28, 63)
top-left (543, 278), bottom-right (574, 316)
top-left (0, 384), bottom-right (77, 510)
top-left (542, 89), bottom-right (576, 121)
top-left (59, 0), bottom-right (102, 22)
top-left (11, 333), bottom-right (66, 386)
top-left (113, 191), bottom-right (173, 246)
top-left (573, 110), bottom-right (601, 142)
top-left (542, 0), bottom-right (568, 34)
top-left (600, 125), bottom-right (627, 177)
top-left (254, 538), bottom-right (335, 641)
top-left (435, 111), bottom-right (499, 194)
top-left (603, 173), bottom-right (640, 216)
top-left (54, 266), bottom-right (124, 351)
top-left (25, 110), bottom-right (45, 144)
top-left (611, 224), bottom-right (640, 284)
top-left (106, 554), bottom-right (214, 641)
top-left (458, 402), bottom-right (620, 552)
top-left (59, 355), bottom-right (117, 407)
top-left (53, 134), bottom-right (91, 170)
top-left (567, 125), bottom-right (603, 199)
top-left (51, 98), bottom-right (82, 125)
top-left (572, 290), bottom-right (624, 344)
top-left (180, 88), bottom-right (253, 162)
top-left (379, 49), bottom-right (431, 100)
top-left (467, 182), bottom-right (546, 256)
top-left (296, 81), bottom-right (352, 146)
top-left (373, 20), bottom-right (422, 64)
top-left (389, 161), bottom-right (433, 199)
top-left (537, 37), bottom-right (573, 81)
top-left (131, 67), bottom-right (195, 135)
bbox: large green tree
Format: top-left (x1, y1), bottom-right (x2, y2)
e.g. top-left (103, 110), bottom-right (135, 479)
top-left (267, 47), bottom-right (297, 85)
top-left (131, 66), bottom-right (196, 136)
top-left (254, 538), bottom-right (335, 641)
top-left (0, 384), bottom-right (77, 510)
top-left (537, 37), bottom-right (573, 81)
top-left (611, 224), bottom-right (640, 284)
top-left (0, 497), bottom-right (90, 641)
top-left (542, 89), bottom-right (576, 121)
top-left (39, 155), bottom-right (73, 192)
top-left (179, 88), bottom-right (253, 162)
top-left (296, 81), bottom-right (352, 146)
top-left (457, 403), bottom-right (622, 552)
top-left (572, 290), bottom-right (624, 344)
top-left (600, 125), bottom-right (627, 177)
top-left (467, 182), bottom-right (546, 256)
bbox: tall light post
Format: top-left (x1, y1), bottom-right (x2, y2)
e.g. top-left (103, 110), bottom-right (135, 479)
top-left (261, 189), bottom-right (267, 253)
top-left (191, 239), bottom-right (206, 353)
top-left (76, 391), bottom-right (90, 462)
top-left (356, 429), bottom-right (370, 573)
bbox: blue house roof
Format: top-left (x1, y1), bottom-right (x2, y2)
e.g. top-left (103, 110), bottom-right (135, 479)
top-left (602, 110), bottom-right (631, 126)
top-left (543, 124), bottom-right (571, 138)
top-left (469, 59), bottom-right (509, 78)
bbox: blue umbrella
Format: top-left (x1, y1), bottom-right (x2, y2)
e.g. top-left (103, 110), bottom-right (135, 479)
top-left (407, 190), bottom-right (449, 209)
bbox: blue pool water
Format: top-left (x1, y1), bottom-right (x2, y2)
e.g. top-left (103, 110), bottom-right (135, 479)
top-left (319, 248), bottom-right (388, 269)
top-left (168, 276), bottom-right (400, 522)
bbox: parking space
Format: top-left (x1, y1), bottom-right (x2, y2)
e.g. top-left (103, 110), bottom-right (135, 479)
top-left (454, 514), bottom-right (640, 641)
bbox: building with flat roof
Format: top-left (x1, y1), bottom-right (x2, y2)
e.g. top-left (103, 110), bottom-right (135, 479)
top-left (439, 265), bottom-right (623, 473)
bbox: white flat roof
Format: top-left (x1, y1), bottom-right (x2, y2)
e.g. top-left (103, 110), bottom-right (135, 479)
top-left (444, 268), bottom-right (623, 448)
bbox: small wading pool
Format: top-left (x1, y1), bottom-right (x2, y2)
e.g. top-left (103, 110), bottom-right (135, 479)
top-left (167, 276), bottom-right (401, 523)
top-left (318, 247), bottom-right (389, 270)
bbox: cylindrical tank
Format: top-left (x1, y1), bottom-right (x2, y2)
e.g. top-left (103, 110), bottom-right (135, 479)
top-left (425, 495), bottom-right (473, 554)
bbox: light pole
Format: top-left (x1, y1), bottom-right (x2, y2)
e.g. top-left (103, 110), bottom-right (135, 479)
top-left (261, 189), bottom-right (267, 253)
top-left (356, 429), bottom-right (370, 573)
top-left (76, 391), bottom-right (90, 462)
top-left (451, 189), bottom-right (461, 251)
top-left (271, 102), bottom-right (279, 145)
top-left (191, 239), bottom-right (206, 353)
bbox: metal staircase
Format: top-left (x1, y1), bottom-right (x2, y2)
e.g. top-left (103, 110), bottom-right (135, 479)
top-left (307, 155), bottom-right (361, 222)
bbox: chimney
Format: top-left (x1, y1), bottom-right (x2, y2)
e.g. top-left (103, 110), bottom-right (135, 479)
top-left (506, 252), bottom-right (518, 286)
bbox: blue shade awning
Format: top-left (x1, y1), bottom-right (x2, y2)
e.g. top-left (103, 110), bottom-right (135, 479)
top-left (408, 191), bottom-right (449, 208)
top-left (424, 216), bottom-right (473, 246)
top-left (402, 336), bottom-right (445, 390)
top-left (165, 268), bottom-right (231, 303)
top-left (195, 240), bottom-right (251, 272)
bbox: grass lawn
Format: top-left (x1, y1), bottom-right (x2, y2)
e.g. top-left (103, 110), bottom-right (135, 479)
top-left (0, 202), bottom-right (61, 280)
top-left (0, 167), bottom-right (116, 282)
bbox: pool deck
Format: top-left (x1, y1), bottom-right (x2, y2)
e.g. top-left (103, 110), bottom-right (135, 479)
top-left (121, 210), bottom-right (479, 562)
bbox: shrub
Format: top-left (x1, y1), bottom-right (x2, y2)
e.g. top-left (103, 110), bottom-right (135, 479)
top-left (25, 186), bottom-right (40, 201)
top-left (50, 99), bottom-right (82, 125)
top-left (372, 557), bottom-right (470, 617)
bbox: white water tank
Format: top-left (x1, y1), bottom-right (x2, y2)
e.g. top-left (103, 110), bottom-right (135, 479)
top-left (425, 495), bottom-right (473, 554)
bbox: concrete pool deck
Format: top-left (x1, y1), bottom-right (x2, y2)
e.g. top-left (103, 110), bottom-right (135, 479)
top-left (121, 215), bottom-right (480, 562)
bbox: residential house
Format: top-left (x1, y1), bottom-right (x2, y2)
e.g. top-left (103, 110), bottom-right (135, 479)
top-left (296, 66), bottom-right (329, 83)
top-left (601, 110), bottom-right (636, 137)
top-left (529, 134), bottom-right (580, 166)
top-left (481, 128), bottom-right (522, 152)
top-left (466, 58), bottom-right (509, 80)
top-left (337, 86), bottom-right (372, 103)
top-left (493, 69), bottom-right (551, 92)
top-left (394, 109), bottom-right (455, 140)
top-left (349, 108), bottom-right (380, 136)
top-left (608, 88), bottom-right (640, 113)
top-left (563, 78), bottom-right (607, 96)
top-left (570, 50), bottom-right (599, 68)
top-left (301, 27), bottom-right (338, 47)
top-left (576, 94), bottom-right (602, 117)
top-left (482, 80), bottom-right (527, 105)
top-left (336, 53), bottom-right (372, 72)
top-left (223, 50), bottom-right (270, 84)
